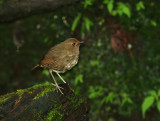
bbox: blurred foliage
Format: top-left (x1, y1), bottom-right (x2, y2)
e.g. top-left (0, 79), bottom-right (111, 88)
top-left (0, 0), bottom-right (160, 121)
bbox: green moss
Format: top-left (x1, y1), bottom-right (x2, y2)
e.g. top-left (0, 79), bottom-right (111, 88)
top-left (33, 86), bottom-right (55, 100)
top-left (16, 89), bottom-right (26, 99)
top-left (24, 105), bottom-right (28, 110)
top-left (15, 82), bottom-right (55, 100)
top-left (0, 114), bottom-right (4, 118)
top-left (0, 92), bottom-right (14, 104)
top-left (46, 103), bottom-right (64, 121)
top-left (28, 82), bottom-right (52, 90)
top-left (0, 82), bottom-right (56, 105)
top-left (67, 94), bottom-right (84, 110)
top-left (32, 109), bottom-right (43, 121)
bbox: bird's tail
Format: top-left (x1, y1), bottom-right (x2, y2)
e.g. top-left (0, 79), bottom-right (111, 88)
top-left (31, 64), bottom-right (39, 71)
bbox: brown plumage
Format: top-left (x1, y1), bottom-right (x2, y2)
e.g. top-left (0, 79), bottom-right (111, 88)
top-left (32, 38), bottom-right (83, 94)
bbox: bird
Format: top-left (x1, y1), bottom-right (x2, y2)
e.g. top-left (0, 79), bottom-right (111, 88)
top-left (32, 38), bottom-right (83, 94)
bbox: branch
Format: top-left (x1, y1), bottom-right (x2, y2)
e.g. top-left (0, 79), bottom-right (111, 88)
top-left (0, 82), bottom-right (90, 121)
top-left (0, 0), bottom-right (78, 23)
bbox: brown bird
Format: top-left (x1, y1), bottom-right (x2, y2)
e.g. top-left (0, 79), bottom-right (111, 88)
top-left (32, 38), bottom-right (83, 94)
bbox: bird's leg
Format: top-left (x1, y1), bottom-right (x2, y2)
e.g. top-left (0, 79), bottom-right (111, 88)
top-left (56, 72), bottom-right (66, 84)
top-left (49, 69), bottom-right (63, 94)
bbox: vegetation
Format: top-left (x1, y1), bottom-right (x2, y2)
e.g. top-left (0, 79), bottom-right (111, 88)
top-left (0, 0), bottom-right (160, 120)
top-left (0, 83), bottom-right (89, 120)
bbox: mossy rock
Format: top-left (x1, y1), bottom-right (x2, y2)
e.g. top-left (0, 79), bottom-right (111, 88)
top-left (0, 82), bottom-right (90, 121)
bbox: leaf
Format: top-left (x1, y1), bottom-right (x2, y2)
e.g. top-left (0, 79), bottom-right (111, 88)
top-left (89, 86), bottom-right (102, 99)
top-left (148, 90), bottom-right (156, 96)
top-left (42, 69), bottom-right (49, 76)
top-left (103, 0), bottom-right (109, 4)
top-left (107, 0), bottom-right (114, 13)
top-left (157, 101), bottom-right (160, 112)
top-left (83, 17), bottom-right (93, 31)
top-left (90, 60), bottom-right (99, 66)
top-left (98, 18), bottom-right (105, 25)
top-left (150, 20), bottom-right (157, 27)
top-left (158, 89), bottom-right (160, 96)
top-left (89, 91), bottom-right (102, 99)
top-left (136, 1), bottom-right (145, 11)
top-left (142, 96), bottom-right (154, 118)
top-left (105, 92), bottom-right (117, 103)
top-left (117, 2), bottom-right (131, 18)
top-left (84, 0), bottom-right (93, 9)
top-left (71, 13), bottom-right (82, 31)
top-left (74, 74), bottom-right (83, 86)
top-left (121, 97), bottom-right (133, 107)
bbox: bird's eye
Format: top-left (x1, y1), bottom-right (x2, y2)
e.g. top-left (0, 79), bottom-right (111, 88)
top-left (72, 43), bottom-right (76, 46)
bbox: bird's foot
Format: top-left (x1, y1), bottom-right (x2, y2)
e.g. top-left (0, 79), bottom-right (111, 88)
top-left (51, 83), bottom-right (64, 94)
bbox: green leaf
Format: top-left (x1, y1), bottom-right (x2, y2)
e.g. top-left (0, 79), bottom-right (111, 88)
top-left (121, 97), bottom-right (133, 107)
top-left (89, 91), bottom-right (102, 99)
top-left (104, 92), bottom-right (117, 103)
top-left (158, 90), bottom-right (160, 96)
top-left (157, 101), bottom-right (160, 112)
top-left (148, 90), bottom-right (156, 96)
top-left (83, 17), bottom-right (93, 31)
top-left (71, 13), bottom-right (82, 31)
top-left (103, 0), bottom-right (109, 4)
top-left (84, 0), bottom-right (93, 9)
top-left (107, 0), bottom-right (114, 13)
top-left (142, 96), bottom-right (154, 118)
top-left (150, 20), bottom-right (157, 27)
top-left (117, 2), bottom-right (131, 18)
top-left (90, 60), bottom-right (99, 66)
top-left (136, 1), bottom-right (145, 11)
top-left (74, 74), bottom-right (83, 86)
top-left (111, 10), bottom-right (117, 16)
top-left (89, 86), bottom-right (103, 99)
top-left (42, 69), bottom-right (49, 76)
top-left (98, 19), bottom-right (105, 25)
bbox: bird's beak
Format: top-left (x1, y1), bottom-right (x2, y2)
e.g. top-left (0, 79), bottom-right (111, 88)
top-left (77, 41), bottom-right (84, 45)
top-left (80, 41), bottom-right (84, 43)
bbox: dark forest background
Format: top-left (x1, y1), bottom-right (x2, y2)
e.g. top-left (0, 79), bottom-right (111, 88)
top-left (0, 0), bottom-right (160, 120)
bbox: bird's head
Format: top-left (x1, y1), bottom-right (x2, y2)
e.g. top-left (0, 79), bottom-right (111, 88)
top-left (64, 38), bottom-right (83, 49)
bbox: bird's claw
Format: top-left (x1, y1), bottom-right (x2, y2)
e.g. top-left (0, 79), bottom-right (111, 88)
top-left (51, 83), bottom-right (64, 94)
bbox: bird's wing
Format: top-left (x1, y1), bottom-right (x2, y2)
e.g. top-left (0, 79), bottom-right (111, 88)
top-left (39, 50), bottom-right (66, 69)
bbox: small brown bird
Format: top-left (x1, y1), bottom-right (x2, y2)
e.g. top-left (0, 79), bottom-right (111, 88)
top-left (32, 38), bottom-right (83, 94)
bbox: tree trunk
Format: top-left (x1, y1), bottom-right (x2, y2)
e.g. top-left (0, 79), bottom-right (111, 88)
top-left (0, 0), bottom-right (79, 23)
top-left (0, 82), bottom-right (90, 121)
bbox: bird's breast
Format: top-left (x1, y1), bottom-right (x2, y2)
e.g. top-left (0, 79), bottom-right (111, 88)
top-left (65, 55), bottom-right (79, 71)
